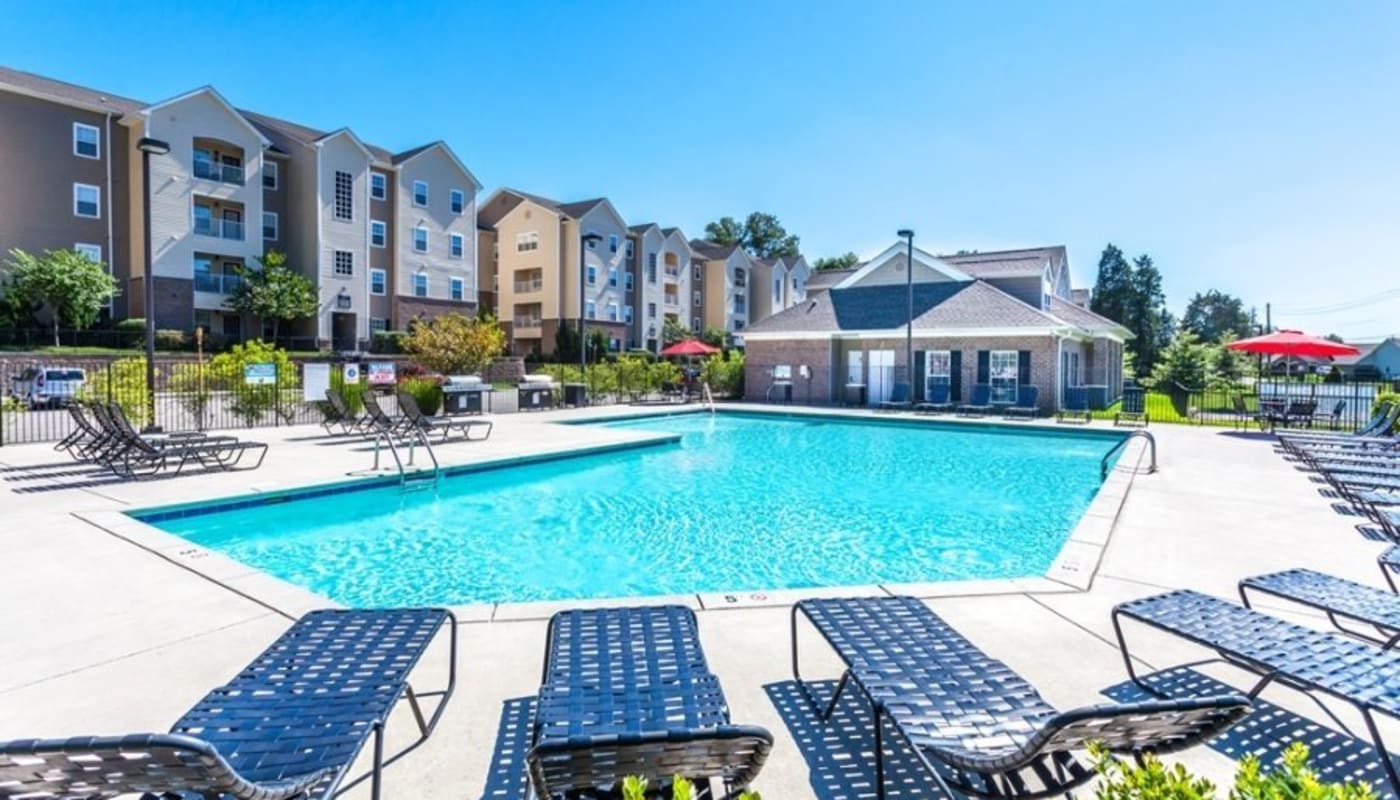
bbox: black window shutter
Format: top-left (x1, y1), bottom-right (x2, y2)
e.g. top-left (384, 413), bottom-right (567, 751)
top-left (913, 350), bottom-right (926, 401)
top-left (950, 350), bottom-right (963, 401)
top-left (976, 350), bottom-right (990, 384)
top-left (1018, 350), bottom-right (1032, 385)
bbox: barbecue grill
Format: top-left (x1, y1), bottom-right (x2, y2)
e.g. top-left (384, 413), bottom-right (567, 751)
top-left (442, 375), bottom-right (490, 414)
top-left (517, 374), bottom-right (557, 411)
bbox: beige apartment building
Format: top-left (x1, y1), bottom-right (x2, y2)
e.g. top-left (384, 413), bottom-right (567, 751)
top-left (0, 66), bottom-right (480, 351)
top-left (477, 189), bottom-right (635, 357)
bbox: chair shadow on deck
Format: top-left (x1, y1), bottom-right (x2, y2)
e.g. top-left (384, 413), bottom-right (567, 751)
top-left (1104, 667), bottom-right (1396, 799)
top-left (478, 696), bottom-right (535, 800)
top-left (764, 679), bottom-right (942, 800)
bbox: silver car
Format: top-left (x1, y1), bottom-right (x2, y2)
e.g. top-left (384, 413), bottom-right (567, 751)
top-left (9, 366), bottom-right (86, 409)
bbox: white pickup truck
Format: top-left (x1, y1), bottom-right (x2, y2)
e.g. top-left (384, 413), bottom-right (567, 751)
top-left (8, 366), bottom-right (87, 409)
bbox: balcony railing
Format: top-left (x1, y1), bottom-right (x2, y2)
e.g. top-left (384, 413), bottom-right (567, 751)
top-left (194, 217), bottom-right (245, 241)
top-left (194, 272), bottom-right (243, 295)
top-left (664, 295), bottom-right (680, 306)
top-left (193, 160), bottom-right (245, 185)
top-left (512, 316), bottom-right (543, 329)
top-left (513, 278), bottom-right (544, 293)
top-left (733, 301), bottom-right (747, 314)
top-left (664, 266), bottom-right (682, 277)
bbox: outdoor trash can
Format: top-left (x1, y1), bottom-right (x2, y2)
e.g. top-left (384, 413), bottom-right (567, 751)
top-left (844, 383), bottom-right (867, 407)
top-left (563, 383), bottom-right (587, 408)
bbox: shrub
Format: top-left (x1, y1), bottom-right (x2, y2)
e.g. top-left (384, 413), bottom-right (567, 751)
top-left (622, 775), bottom-right (759, 800)
top-left (202, 341), bottom-right (297, 425)
top-left (371, 330), bottom-right (409, 354)
top-left (113, 317), bottom-right (146, 348)
top-left (154, 329), bottom-right (188, 351)
top-left (329, 369), bottom-right (366, 414)
top-left (1093, 742), bottom-right (1373, 800)
top-left (700, 352), bottom-right (745, 397)
top-left (403, 313), bottom-right (506, 374)
top-left (400, 376), bottom-right (443, 415)
top-left (81, 358), bottom-right (150, 426)
top-left (1376, 392), bottom-right (1399, 433)
top-left (1, 394), bottom-right (25, 413)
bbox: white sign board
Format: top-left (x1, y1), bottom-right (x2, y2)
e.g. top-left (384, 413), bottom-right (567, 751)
top-left (244, 363), bottom-right (276, 385)
top-left (343, 363), bottom-right (361, 384)
top-left (303, 363), bottom-right (330, 402)
top-left (367, 362), bottom-right (397, 386)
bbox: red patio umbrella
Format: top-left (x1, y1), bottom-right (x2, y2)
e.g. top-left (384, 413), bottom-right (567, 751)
top-left (660, 338), bottom-right (721, 357)
top-left (1226, 329), bottom-right (1359, 378)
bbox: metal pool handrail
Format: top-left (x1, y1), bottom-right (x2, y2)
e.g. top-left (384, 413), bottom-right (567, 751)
top-left (1101, 430), bottom-right (1157, 481)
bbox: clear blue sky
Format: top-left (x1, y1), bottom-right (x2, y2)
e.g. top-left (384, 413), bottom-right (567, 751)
top-left (5, 1), bottom-right (1397, 338)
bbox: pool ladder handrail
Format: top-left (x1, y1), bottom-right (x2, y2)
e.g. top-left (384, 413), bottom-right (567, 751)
top-left (371, 428), bottom-right (441, 490)
top-left (1101, 429), bottom-right (1157, 481)
top-left (702, 382), bottom-right (715, 414)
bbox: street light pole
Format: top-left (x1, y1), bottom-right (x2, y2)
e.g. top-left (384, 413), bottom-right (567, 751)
top-left (579, 232), bottom-right (604, 377)
top-left (137, 136), bottom-right (171, 432)
top-left (897, 228), bottom-right (915, 393)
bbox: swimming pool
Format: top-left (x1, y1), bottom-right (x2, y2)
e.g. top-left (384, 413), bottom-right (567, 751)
top-left (135, 413), bottom-right (1124, 606)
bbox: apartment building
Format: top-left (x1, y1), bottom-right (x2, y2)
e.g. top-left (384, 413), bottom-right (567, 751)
top-left (690, 240), bottom-right (758, 337)
top-left (626, 224), bottom-right (692, 353)
top-left (477, 189), bottom-right (633, 357)
top-left (0, 66), bottom-right (480, 350)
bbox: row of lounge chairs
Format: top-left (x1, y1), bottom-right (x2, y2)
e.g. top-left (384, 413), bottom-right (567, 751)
top-left (322, 388), bottom-right (493, 443)
top-left (55, 400), bottom-right (267, 478)
top-left (13, 572), bottom-right (1400, 798)
top-left (1277, 400), bottom-right (1400, 542)
top-left (876, 383), bottom-right (1043, 419)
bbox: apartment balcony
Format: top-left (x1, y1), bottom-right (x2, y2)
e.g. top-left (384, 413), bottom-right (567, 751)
top-left (513, 278), bottom-right (544, 293)
top-left (192, 159), bottom-right (245, 185)
top-left (194, 272), bottom-right (243, 295)
top-left (194, 217), bottom-right (246, 241)
top-left (663, 266), bottom-right (682, 283)
top-left (663, 294), bottom-right (680, 307)
top-left (511, 315), bottom-right (543, 336)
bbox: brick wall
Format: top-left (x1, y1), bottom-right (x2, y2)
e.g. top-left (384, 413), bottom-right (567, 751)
top-left (394, 296), bottom-right (478, 325)
top-left (745, 340), bottom-right (834, 403)
top-left (128, 277), bottom-right (194, 329)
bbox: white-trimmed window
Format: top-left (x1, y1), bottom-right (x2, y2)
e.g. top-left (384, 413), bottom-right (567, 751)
top-left (74, 243), bottom-right (102, 264)
top-left (263, 161), bottom-right (279, 190)
top-left (647, 262), bottom-right (657, 284)
top-left (413, 272), bottom-right (428, 297)
top-left (370, 220), bottom-right (387, 248)
top-left (624, 239), bottom-right (634, 260)
top-left (608, 234), bottom-right (618, 253)
top-left (606, 303), bottom-right (619, 322)
top-left (924, 350), bottom-right (951, 399)
top-left (370, 268), bottom-right (386, 295)
top-left (623, 304), bottom-right (633, 323)
top-left (586, 265), bottom-right (596, 285)
top-left (413, 225), bottom-right (428, 253)
top-left (990, 350), bottom-right (1019, 404)
top-left (333, 171), bottom-right (353, 220)
top-left (585, 300), bottom-right (596, 319)
top-left (647, 302), bottom-right (656, 319)
top-left (691, 317), bottom-right (701, 333)
top-left (624, 272), bottom-right (634, 291)
top-left (692, 265), bottom-right (701, 281)
top-left (370, 172), bottom-right (387, 200)
top-left (693, 290), bottom-right (701, 307)
top-left (262, 212), bottom-right (278, 241)
top-left (450, 277), bottom-right (464, 301)
top-left (450, 188), bottom-right (465, 214)
top-left (413, 180), bottom-right (428, 207)
top-left (586, 231), bottom-right (598, 249)
top-left (449, 232), bottom-right (464, 259)
top-left (333, 250), bottom-right (354, 277)
top-left (369, 317), bottom-right (388, 333)
top-left (73, 183), bottom-right (99, 218)
top-left (516, 231), bottom-right (539, 251)
top-left (73, 123), bottom-right (99, 159)
top-left (608, 266), bottom-right (618, 287)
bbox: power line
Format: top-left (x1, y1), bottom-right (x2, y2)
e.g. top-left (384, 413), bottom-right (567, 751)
top-left (1273, 288), bottom-right (1400, 316)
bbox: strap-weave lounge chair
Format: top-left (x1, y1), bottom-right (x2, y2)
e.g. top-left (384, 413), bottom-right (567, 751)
top-left (396, 390), bottom-right (492, 442)
top-left (361, 391), bottom-right (411, 438)
top-left (1004, 385), bottom-right (1040, 419)
top-left (877, 382), bottom-right (913, 412)
top-left (1057, 386), bottom-right (1091, 424)
top-left (0, 608), bottom-right (456, 800)
top-left (1238, 568), bottom-right (1400, 648)
top-left (914, 382), bottom-right (955, 414)
top-left (1112, 589), bottom-right (1400, 795)
top-left (528, 605), bottom-right (772, 800)
top-left (322, 387), bottom-right (371, 436)
top-left (958, 384), bottom-right (994, 417)
top-left (1114, 388), bottom-right (1149, 427)
top-left (55, 401), bottom-right (103, 458)
top-left (1278, 402), bottom-right (1397, 445)
top-left (793, 596), bottom-right (1250, 800)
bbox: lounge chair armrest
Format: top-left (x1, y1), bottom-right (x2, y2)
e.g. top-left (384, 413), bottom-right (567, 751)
top-left (931, 695), bottom-right (1251, 774)
top-left (0, 732), bottom-right (335, 800)
top-left (527, 724), bottom-right (774, 799)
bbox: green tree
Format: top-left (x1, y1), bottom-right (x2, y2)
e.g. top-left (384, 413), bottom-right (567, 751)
top-left (704, 212), bottom-right (800, 259)
top-left (813, 252), bottom-right (860, 271)
top-left (2, 248), bottom-right (119, 346)
top-left (404, 313), bottom-right (506, 374)
top-left (1210, 332), bottom-right (1252, 388)
top-left (1089, 245), bottom-right (1173, 376)
top-left (661, 317), bottom-right (690, 345)
top-left (1150, 330), bottom-right (1211, 390)
top-left (1181, 289), bottom-right (1252, 343)
top-left (585, 328), bottom-right (609, 363)
top-left (554, 322), bottom-right (580, 362)
top-left (1089, 244), bottom-right (1134, 327)
top-left (228, 249), bottom-right (318, 344)
top-left (700, 326), bottom-right (727, 347)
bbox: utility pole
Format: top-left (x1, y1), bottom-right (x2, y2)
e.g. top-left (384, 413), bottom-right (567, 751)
top-left (1265, 303), bottom-right (1271, 333)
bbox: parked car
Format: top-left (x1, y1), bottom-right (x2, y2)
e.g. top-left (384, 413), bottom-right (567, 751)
top-left (8, 366), bottom-right (86, 409)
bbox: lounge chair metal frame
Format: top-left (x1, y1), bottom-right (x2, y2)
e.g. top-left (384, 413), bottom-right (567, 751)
top-left (0, 608), bottom-right (457, 800)
top-left (395, 390), bottom-right (492, 442)
top-left (1115, 388), bottom-right (1149, 427)
top-left (527, 605), bottom-right (772, 800)
top-left (322, 388), bottom-right (373, 436)
top-left (361, 391), bottom-right (412, 438)
top-left (958, 384), bottom-right (995, 417)
top-left (1057, 386), bottom-right (1092, 424)
top-left (793, 596), bottom-right (1250, 800)
top-left (1112, 589), bottom-right (1400, 795)
top-left (1004, 385), bottom-right (1040, 420)
top-left (1238, 568), bottom-right (1400, 649)
top-left (876, 382), bottom-right (913, 412)
top-left (914, 382), bottom-right (955, 414)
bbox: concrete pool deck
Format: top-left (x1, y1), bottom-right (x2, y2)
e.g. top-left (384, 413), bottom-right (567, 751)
top-left (1, 405), bottom-right (1395, 798)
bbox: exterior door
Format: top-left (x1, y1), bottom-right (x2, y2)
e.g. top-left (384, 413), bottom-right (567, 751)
top-left (868, 350), bottom-right (895, 405)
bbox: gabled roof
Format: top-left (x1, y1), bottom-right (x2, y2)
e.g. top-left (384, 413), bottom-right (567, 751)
top-left (744, 280), bottom-right (1066, 336)
top-left (690, 239), bottom-right (744, 260)
top-left (1334, 338), bottom-right (1396, 367)
top-left (135, 86), bottom-right (271, 147)
top-left (628, 223), bottom-right (659, 235)
top-left (391, 140), bottom-right (482, 190)
top-left (834, 242), bottom-right (974, 289)
top-left (0, 65), bottom-right (143, 114)
top-left (1048, 297), bottom-right (1131, 336)
top-left (316, 127), bottom-right (376, 160)
top-left (806, 268), bottom-right (855, 292)
top-left (558, 198), bottom-right (609, 218)
top-left (940, 246), bottom-right (1065, 279)
top-left (240, 109), bottom-right (393, 162)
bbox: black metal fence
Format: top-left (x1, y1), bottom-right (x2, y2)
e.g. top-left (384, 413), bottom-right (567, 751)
top-left (1097, 379), bottom-right (1397, 431)
top-left (0, 358), bottom-right (345, 445)
top-left (0, 327), bottom-right (322, 353)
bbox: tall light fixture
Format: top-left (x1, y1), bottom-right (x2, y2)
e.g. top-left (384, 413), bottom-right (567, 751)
top-left (897, 228), bottom-right (915, 393)
top-left (579, 231), bottom-right (604, 375)
top-left (137, 136), bottom-right (171, 432)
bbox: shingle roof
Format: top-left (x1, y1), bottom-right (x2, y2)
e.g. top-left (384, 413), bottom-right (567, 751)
top-left (239, 109), bottom-right (394, 162)
top-left (628, 223), bottom-right (659, 234)
top-left (690, 240), bottom-right (743, 260)
top-left (1047, 296), bottom-right (1127, 333)
top-left (661, 227), bottom-right (681, 237)
top-left (805, 268), bottom-right (856, 292)
top-left (940, 246), bottom-right (1066, 279)
top-left (745, 280), bottom-right (1065, 335)
top-left (391, 142), bottom-right (437, 164)
top-left (0, 66), bottom-right (144, 113)
top-left (557, 198), bottom-right (608, 218)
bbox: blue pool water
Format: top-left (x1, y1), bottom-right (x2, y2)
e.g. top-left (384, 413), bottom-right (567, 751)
top-left (139, 413), bottom-right (1123, 606)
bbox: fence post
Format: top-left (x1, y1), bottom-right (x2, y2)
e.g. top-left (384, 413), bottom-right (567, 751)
top-left (275, 362), bottom-right (282, 427)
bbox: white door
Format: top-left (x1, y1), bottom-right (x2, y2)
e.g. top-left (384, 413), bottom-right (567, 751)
top-left (869, 350), bottom-right (895, 405)
top-left (847, 351), bottom-right (864, 385)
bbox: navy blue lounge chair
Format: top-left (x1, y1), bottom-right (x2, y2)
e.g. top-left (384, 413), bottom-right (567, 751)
top-left (528, 605), bottom-right (772, 800)
top-left (914, 382), bottom-right (955, 414)
top-left (958, 384), bottom-right (994, 417)
top-left (1057, 386), bottom-right (1091, 424)
top-left (1113, 589), bottom-right (1400, 795)
top-left (396, 389), bottom-right (493, 442)
top-left (1114, 387), bottom-right (1148, 427)
top-left (877, 382), bottom-right (913, 412)
top-left (0, 608), bottom-right (457, 800)
top-left (793, 596), bottom-right (1250, 800)
top-left (1239, 568), bottom-right (1400, 648)
top-left (1278, 401), bottom-right (1397, 446)
top-left (1004, 385), bottom-right (1040, 419)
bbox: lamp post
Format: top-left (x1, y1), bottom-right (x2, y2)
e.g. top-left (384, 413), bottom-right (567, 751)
top-left (897, 228), bottom-right (915, 393)
top-left (137, 136), bottom-right (171, 432)
top-left (579, 232), bottom-right (603, 375)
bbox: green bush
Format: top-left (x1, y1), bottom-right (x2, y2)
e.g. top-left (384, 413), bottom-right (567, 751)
top-left (80, 358), bottom-right (150, 426)
top-left (1093, 742), bottom-right (1373, 800)
top-left (154, 329), bottom-right (188, 351)
top-left (1, 394), bottom-right (25, 413)
top-left (371, 330), bottom-right (409, 354)
top-left (400, 377), bottom-right (443, 415)
top-left (622, 775), bottom-right (759, 800)
top-left (700, 352), bottom-right (745, 397)
top-left (1376, 392), bottom-right (1399, 433)
top-left (113, 318), bottom-right (145, 348)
